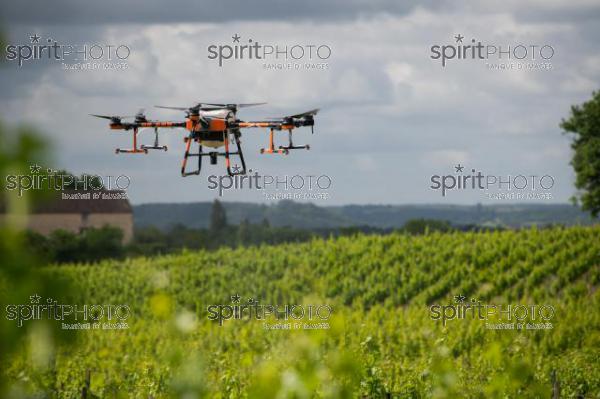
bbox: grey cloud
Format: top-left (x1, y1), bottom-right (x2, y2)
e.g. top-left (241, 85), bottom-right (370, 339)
top-left (0, 0), bottom-right (432, 25)
top-left (0, 5), bottom-right (598, 205)
top-left (2, 0), bottom-right (598, 26)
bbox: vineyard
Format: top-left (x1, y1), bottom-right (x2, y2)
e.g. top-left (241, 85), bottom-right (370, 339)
top-left (2, 225), bottom-right (600, 398)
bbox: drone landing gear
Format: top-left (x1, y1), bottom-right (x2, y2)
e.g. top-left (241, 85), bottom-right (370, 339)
top-left (180, 132), bottom-right (247, 177)
top-left (181, 135), bottom-right (202, 176)
top-left (279, 129), bottom-right (310, 152)
top-left (223, 132), bottom-right (247, 176)
top-left (260, 129), bottom-right (309, 155)
top-left (141, 127), bottom-right (168, 151)
top-left (115, 127), bottom-right (148, 154)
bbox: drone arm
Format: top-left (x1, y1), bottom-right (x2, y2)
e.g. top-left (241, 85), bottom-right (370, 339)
top-left (107, 121), bottom-right (186, 131)
top-left (139, 119), bottom-right (225, 131)
top-left (235, 121), bottom-right (295, 130)
top-left (236, 121), bottom-right (277, 128)
top-left (138, 121), bottom-right (187, 129)
top-left (235, 109), bottom-right (317, 131)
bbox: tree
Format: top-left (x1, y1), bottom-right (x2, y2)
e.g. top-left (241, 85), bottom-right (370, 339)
top-left (81, 226), bottom-right (124, 261)
top-left (47, 229), bottom-right (81, 263)
top-left (261, 218), bottom-right (270, 228)
top-left (561, 90), bottom-right (600, 217)
top-left (209, 199), bottom-right (228, 232)
top-left (237, 218), bottom-right (251, 246)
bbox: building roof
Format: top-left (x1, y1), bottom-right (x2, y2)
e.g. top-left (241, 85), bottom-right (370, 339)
top-left (1, 190), bottom-right (132, 214)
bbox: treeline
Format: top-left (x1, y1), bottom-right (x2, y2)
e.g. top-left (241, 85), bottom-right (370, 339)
top-left (129, 218), bottom-right (471, 257)
top-left (25, 200), bottom-right (495, 264)
top-left (25, 226), bottom-right (125, 264)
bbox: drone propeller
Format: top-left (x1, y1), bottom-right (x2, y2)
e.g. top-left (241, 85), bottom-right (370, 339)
top-left (265, 108), bottom-right (320, 120)
top-left (156, 103), bottom-right (214, 114)
top-left (133, 108), bottom-right (148, 123)
top-left (90, 114), bottom-right (135, 123)
top-left (156, 102), bottom-right (266, 115)
top-left (155, 104), bottom-right (234, 127)
top-left (155, 103), bottom-right (207, 123)
top-left (288, 108), bottom-right (320, 118)
top-left (196, 102), bottom-right (267, 111)
top-left (199, 103), bottom-right (266, 108)
top-left (264, 108), bottom-right (319, 133)
top-left (154, 105), bottom-right (188, 111)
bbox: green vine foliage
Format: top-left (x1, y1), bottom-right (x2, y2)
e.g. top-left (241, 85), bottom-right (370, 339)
top-left (2, 226), bottom-right (599, 398)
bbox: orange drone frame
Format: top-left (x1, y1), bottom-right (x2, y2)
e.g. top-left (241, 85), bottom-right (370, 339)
top-left (91, 103), bottom-right (318, 177)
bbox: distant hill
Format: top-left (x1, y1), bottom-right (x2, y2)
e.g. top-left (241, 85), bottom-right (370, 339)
top-left (133, 200), bottom-right (595, 230)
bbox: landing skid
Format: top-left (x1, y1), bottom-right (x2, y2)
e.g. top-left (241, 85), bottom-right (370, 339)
top-left (260, 129), bottom-right (310, 155)
top-left (141, 127), bottom-right (168, 151)
top-left (180, 131), bottom-right (247, 177)
top-left (115, 127), bottom-right (148, 154)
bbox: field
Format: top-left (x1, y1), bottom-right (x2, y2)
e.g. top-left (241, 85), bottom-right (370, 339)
top-left (2, 226), bottom-right (600, 398)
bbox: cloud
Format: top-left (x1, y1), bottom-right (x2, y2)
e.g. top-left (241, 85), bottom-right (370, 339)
top-left (421, 150), bottom-right (471, 169)
top-left (0, 0), bottom-right (432, 25)
top-left (0, 4), bottom-right (598, 204)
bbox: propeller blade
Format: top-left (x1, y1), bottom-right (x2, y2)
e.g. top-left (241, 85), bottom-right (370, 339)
top-left (237, 102), bottom-right (267, 108)
top-left (154, 105), bottom-right (188, 111)
top-left (90, 114), bottom-right (117, 120)
top-left (196, 103), bottom-right (227, 107)
top-left (198, 102), bottom-right (267, 109)
top-left (198, 106), bottom-right (224, 111)
top-left (289, 108), bottom-right (320, 118)
top-left (90, 114), bottom-right (134, 121)
top-left (263, 108), bottom-right (320, 121)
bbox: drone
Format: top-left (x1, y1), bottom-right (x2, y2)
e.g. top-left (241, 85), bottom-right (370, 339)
top-left (91, 103), bottom-right (318, 176)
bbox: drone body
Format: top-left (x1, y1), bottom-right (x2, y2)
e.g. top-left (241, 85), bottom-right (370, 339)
top-left (91, 103), bottom-right (318, 176)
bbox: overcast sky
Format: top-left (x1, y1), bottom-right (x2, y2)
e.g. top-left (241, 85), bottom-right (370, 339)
top-left (1, 0), bottom-right (599, 205)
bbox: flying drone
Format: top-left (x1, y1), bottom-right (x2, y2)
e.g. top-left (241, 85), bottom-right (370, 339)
top-left (91, 103), bottom-right (318, 176)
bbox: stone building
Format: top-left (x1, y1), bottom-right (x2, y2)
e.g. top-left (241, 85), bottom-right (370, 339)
top-left (0, 190), bottom-right (133, 243)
